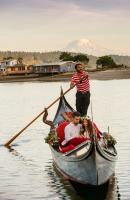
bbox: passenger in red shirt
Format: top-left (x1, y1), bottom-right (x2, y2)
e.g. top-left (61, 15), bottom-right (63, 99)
top-left (70, 63), bottom-right (90, 117)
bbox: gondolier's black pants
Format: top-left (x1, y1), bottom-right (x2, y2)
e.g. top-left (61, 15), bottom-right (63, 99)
top-left (76, 91), bottom-right (90, 116)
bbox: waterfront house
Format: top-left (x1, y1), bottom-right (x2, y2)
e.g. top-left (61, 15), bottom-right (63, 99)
top-left (33, 61), bottom-right (76, 74)
top-left (1, 59), bottom-right (17, 67)
top-left (6, 64), bottom-right (33, 75)
top-left (0, 62), bottom-right (6, 74)
top-left (0, 59), bottom-right (17, 74)
top-left (0, 58), bottom-right (33, 75)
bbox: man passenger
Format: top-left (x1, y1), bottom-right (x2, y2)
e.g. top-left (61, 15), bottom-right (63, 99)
top-left (61, 111), bottom-right (87, 147)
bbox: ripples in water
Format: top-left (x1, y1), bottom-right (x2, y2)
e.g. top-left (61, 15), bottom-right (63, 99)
top-left (0, 80), bottom-right (130, 199)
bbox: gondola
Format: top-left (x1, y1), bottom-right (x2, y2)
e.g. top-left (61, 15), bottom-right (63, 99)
top-left (48, 90), bottom-right (117, 186)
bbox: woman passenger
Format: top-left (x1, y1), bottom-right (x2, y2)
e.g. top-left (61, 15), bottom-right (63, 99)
top-left (80, 117), bottom-right (102, 140)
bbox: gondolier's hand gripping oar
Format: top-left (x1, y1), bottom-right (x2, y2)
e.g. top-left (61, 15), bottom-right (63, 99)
top-left (79, 74), bottom-right (88, 83)
top-left (4, 75), bottom-right (87, 148)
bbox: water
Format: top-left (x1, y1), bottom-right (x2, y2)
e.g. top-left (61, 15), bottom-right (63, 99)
top-left (0, 80), bottom-right (130, 200)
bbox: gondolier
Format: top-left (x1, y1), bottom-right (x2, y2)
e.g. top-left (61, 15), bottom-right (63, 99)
top-left (70, 63), bottom-right (90, 116)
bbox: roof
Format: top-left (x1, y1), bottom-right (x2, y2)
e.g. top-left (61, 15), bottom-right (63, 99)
top-left (6, 63), bottom-right (25, 68)
top-left (0, 59), bottom-right (17, 62)
top-left (34, 61), bottom-right (76, 67)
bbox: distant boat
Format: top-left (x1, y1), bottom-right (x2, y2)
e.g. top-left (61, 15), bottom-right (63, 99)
top-left (49, 90), bottom-right (117, 186)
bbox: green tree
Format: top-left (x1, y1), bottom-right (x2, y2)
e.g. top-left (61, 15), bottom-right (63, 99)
top-left (96, 56), bottom-right (116, 69)
top-left (73, 54), bottom-right (89, 64)
top-left (59, 52), bottom-right (89, 64)
top-left (59, 52), bottom-right (73, 61)
top-left (3, 56), bottom-right (13, 60)
top-left (17, 57), bottom-right (23, 64)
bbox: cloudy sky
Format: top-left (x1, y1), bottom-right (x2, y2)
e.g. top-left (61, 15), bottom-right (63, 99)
top-left (0, 0), bottom-right (130, 55)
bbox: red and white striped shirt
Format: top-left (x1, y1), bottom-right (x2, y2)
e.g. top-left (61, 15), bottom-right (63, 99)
top-left (71, 71), bottom-right (90, 93)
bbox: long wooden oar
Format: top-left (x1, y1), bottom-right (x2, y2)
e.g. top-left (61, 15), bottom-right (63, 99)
top-left (4, 75), bottom-right (87, 147)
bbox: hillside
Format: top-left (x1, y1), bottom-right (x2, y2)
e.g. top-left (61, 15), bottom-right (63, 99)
top-left (0, 51), bottom-right (130, 68)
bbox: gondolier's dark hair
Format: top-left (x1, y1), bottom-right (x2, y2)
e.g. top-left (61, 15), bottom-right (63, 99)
top-left (75, 63), bottom-right (82, 69)
top-left (72, 111), bottom-right (81, 118)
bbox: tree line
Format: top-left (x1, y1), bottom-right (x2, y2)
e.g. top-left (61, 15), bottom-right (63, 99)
top-left (0, 51), bottom-right (127, 70)
top-left (59, 52), bottom-right (89, 64)
top-left (60, 52), bottom-right (126, 69)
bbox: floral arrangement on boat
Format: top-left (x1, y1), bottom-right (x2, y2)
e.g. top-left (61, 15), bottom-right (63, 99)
top-left (103, 133), bottom-right (117, 146)
top-left (44, 130), bottom-right (59, 146)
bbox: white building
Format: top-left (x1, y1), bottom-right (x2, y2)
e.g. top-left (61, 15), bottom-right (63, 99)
top-left (0, 59), bottom-right (17, 74)
top-left (59, 61), bottom-right (76, 72)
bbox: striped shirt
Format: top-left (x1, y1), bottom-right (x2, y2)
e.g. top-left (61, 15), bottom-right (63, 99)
top-left (71, 71), bottom-right (90, 93)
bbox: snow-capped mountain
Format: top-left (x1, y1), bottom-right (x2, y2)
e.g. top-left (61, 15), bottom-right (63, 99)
top-left (64, 39), bottom-right (118, 57)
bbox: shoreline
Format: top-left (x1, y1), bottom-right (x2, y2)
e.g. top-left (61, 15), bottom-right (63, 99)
top-left (0, 69), bottom-right (130, 83)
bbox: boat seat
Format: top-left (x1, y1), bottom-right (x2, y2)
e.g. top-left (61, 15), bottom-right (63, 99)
top-left (56, 121), bottom-right (69, 145)
top-left (59, 145), bottom-right (75, 153)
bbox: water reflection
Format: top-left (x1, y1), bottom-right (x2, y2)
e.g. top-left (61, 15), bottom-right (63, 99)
top-left (105, 176), bottom-right (121, 200)
top-left (45, 160), bottom-right (121, 200)
top-left (45, 162), bottom-right (80, 200)
top-left (2, 144), bottom-right (121, 200)
top-left (5, 145), bottom-right (43, 172)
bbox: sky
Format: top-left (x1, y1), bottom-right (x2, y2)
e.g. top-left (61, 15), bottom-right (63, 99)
top-left (0, 0), bottom-right (130, 55)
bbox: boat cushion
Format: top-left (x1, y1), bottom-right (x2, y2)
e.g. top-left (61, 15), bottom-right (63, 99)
top-left (56, 121), bottom-right (69, 145)
top-left (59, 145), bottom-right (75, 153)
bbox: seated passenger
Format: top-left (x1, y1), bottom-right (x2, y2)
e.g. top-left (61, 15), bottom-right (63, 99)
top-left (80, 117), bottom-right (102, 140)
top-left (61, 111), bottom-right (87, 147)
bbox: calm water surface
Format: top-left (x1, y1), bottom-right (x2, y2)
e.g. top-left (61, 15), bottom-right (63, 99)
top-left (0, 80), bottom-right (130, 200)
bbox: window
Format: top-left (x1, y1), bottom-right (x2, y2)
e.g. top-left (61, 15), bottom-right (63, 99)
top-left (11, 67), bottom-right (15, 71)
